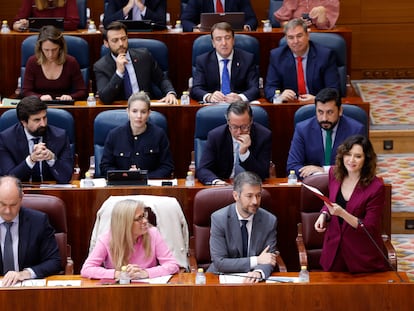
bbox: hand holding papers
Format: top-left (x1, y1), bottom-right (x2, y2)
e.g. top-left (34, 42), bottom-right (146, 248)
top-left (302, 183), bottom-right (333, 207)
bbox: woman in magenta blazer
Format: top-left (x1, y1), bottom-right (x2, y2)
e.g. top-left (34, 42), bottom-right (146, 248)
top-left (314, 135), bottom-right (389, 273)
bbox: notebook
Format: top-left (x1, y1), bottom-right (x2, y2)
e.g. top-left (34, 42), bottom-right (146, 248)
top-left (28, 17), bottom-right (64, 32)
top-left (118, 20), bottom-right (154, 32)
top-left (199, 12), bottom-right (245, 32)
top-left (42, 99), bottom-right (75, 106)
top-left (106, 170), bottom-right (148, 186)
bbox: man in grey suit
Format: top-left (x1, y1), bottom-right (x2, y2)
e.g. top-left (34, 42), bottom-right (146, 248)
top-left (94, 21), bottom-right (177, 104)
top-left (208, 171), bottom-right (278, 282)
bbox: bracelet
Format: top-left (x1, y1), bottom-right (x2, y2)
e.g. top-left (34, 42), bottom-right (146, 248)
top-left (29, 154), bottom-right (36, 163)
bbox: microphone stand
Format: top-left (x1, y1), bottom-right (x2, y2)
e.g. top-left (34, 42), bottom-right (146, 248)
top-left (358, 219), bottom-right (404, 283)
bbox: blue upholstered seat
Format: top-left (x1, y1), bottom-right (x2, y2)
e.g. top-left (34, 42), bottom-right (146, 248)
top-left (0, 108), bottom-right (76, 156)
top-left (21, 35), bottom-right (90, 90)
top-left (93, 109), bottom-right (168, 177)
top-left (194, 104), bottom-right (268, 167)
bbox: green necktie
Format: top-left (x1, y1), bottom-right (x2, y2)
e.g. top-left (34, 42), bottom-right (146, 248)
top-left (324, 129), bottom-right (333, 165)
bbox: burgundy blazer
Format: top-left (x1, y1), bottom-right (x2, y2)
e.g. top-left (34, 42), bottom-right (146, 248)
top-left (319, 167), bottom-right (389, 273)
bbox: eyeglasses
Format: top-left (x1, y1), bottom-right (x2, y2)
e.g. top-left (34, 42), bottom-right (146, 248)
top-left (227, 122), bottom-right (252, 132)
top-left (133, 210), bottom-right (149, 222)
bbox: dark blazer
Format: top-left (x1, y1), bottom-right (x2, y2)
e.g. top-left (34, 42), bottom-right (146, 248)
top-left (181, 0), bottom-right (258, 32)
top-left (94, 48), bottom-right (176, 104)
top-left (191, 48), bottom-right (259, 101)
top-left (208, 203), bottom-right (277, 278)
top-left (287, 115), bottom-right (365, 177)
top-left (196, 122), bottom-right (271, 184)
top-left (319, 168), bottom-right (389, 273)
top-left (103, 0), bottom-right (166, 28)
top-left (0, 123), bottom-right (73, 183)
top-left (0, 208), bottom-right (61, 277)
top-left (100, 122), bottom-right (174, 178)
top-left (264, 41), bottom-right (340, 101)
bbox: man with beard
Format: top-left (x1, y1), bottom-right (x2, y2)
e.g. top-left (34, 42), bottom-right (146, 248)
top-left (286, 88), bottom-right (366, 179)
top-left (208, 171), bottom-right (278, 282)
top-left (94, 21), bottom-right (177, 104)
top-left (264, 18), bottom-right (340, 103)
top-left (0, 96), bottom-right (73, 183)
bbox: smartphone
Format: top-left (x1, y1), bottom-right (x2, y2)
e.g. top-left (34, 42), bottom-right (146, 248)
top-left (302, 13), bottom-right (311, 20)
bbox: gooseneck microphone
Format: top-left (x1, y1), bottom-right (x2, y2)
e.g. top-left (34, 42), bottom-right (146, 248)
top-left (357, 219), bottom-right (404, 283)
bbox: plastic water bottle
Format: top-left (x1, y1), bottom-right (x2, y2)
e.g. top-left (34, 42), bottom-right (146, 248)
top-left (174, 20), bottom-right (183, 33)
top-left (287, 170), bottom-right (297, 185)
top-left (272, 90), bottom-right (282, 104)
top-left (1, 20), bottom-right (10, 33)
top-left (262, 19), bottom-right (272, 32)
top-left (87, 20), bottom-right (97, 33)
top-left (188, 160), bottom-right (196, 176)
top-left (180, 91), bottom-right (190, 105)
top-left (87, 93), bottom-right (96, 107)
top-left (119, 266), bottom-right (131, 285)
top-left (185, 171), bottom-right (195, 187)
top-left (298, 265), bottom-right (309, 283)
top-left (195, 268), bottom-right (206, 284)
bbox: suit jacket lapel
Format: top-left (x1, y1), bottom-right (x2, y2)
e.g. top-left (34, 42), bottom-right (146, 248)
top-left (228, 205), bottom-right (244, 257)
top-left (18, 209), bottom-right (30, 269)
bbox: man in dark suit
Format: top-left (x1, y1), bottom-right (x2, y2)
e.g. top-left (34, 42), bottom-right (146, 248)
top-left (196, 101), bottom-right (271, 185)
top-left (181, 0), bottom-right (257, 32)
top-left (191, 22), bottom-right (259, 103)
top-left (264, 18), bottom-right (340, 103)
top-left (103, 0), bottom-right (166, 29)
top-left (0, 96), bottom-right (73, 183)
top-left (208, 171), bottom-right (278, 282)
top-left (94, 21), bottom-right (177, 104)
top-left (287, 88), bottom-right (366, 179)
top-left (0, 176), bottom-right (61, 287)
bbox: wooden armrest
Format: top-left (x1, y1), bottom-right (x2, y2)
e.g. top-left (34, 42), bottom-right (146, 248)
top-left (276, 253), bottom-right (287, 272)
top-left (188, 236), bottom-right (198, 272)
top-left (65, 244), bottom-right (74, 275)
top-left (382, 234), bottom-right (397, 271)
top-left (296, 223), bottom-right (309, 268)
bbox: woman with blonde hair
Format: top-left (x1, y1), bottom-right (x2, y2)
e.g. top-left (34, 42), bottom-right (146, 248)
top-left (22, 25), bottom-right (87, 101)
top-left (81, 199), bottom-right (179, 280)
top-left (13, 0), bottom-right (80, 31)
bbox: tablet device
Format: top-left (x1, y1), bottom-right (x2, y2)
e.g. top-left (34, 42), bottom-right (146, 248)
top-left (42, 99), bottom-right (75, 106)
top-left (107, 169), bottom-right (148, 186)
top-left (118, 20), bottom-right (154, 32)
top-left (199, 12), bottom-right (245, 32)
top-left (28, 17), bottom-right (64, 32)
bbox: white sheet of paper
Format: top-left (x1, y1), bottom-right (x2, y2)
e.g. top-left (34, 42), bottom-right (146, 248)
top-left (47, 280), bottom-right (82, 287)
top-left (147, 179), bottom-right (178, 186)
top-left (131, 274), bottom-right (172, 284)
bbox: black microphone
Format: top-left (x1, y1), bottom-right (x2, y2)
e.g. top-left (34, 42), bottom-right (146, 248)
top-left (358, 219), bottom-right (404, 283)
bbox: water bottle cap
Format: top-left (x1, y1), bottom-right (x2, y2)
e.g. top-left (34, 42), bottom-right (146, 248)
top-left (121, 266), bottom-right (127, 272)
top-left (290, 170), bottom-right (295, 174)
top-left (187, 171), bottom-right (193, 176)
top-left (89, 93), bottom-right (94, 96)
top-left (197, 268), bottom-right (204, 273)
top-left (301, 265), bottom-right (307, 270)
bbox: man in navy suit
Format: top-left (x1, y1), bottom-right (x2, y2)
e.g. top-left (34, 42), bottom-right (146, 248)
top-left (191, 22), bottom-right (259, 103)
top-left (0, 96), bottom-right (73, 183)
top-left (94, 21), bottom-right (177, 104)
top-left (196, 101), bottom-right (271, 185)
top-left (0, 176), bottom-right (61, 287)
top-left (208, 171), bottom-right (278, 282)
top-left (103, 0), bottom-right (166, 29)
top-left (181, 0), bottom-right (257, 32)
top-left (287, 88), bottom-right (366, 179)
top-left (264, 18), bottom-right (340, 103)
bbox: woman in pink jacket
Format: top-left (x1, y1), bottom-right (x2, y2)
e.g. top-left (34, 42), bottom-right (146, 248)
top-left (81, 199), bottom-right (179, 280)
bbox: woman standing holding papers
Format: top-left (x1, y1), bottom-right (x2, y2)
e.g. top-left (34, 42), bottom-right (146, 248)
top-left (22, 25), bottom-right (87, 101)
top-left (81, 199), bottom-right (179, 280)
top-left (314, 135), bottom-right (389, 273)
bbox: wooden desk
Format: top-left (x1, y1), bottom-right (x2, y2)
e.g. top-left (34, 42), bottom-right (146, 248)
top-left (1, 272), bottom-right (412, 310)
top-left (23, 178), bottom-right (390, 274)
top-left (0, 99), bottom-right (368, 178)
top-left (0, 28), bottom-right (352, 99)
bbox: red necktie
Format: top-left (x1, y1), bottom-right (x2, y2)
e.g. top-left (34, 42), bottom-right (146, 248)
top-left (216, 0), bottom-right (224, 13)
top-left (296, 56), bottom-right (307, 95)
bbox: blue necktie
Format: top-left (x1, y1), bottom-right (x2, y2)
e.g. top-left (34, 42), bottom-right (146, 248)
top-left (124, 70), bottom-right (133, 99)
top-left (31, 137), bottom-right (42, 182)
top-left (221, 59), bottom-right (231, 95)
top-left (3, 222), bottom-right (14, 273)
top-left (241, 220), bottom-right (248, 257)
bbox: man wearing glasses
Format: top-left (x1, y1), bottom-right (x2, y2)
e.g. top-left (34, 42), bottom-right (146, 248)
top-left (190, 22), bottom-right (259, 103)
top-left (196, 101), bottom-right (271, 185)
